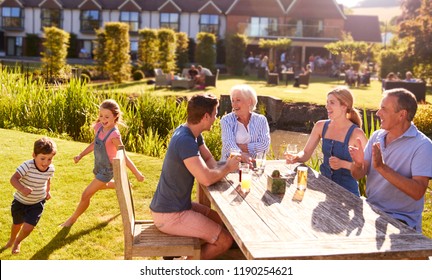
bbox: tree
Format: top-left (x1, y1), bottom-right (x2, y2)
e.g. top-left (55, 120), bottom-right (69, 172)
top-left (258, 38), bottom-right (292, 71)
top-left (398, 0), bottom-right (432, 80)
top-left (104, 22), bottom-right (131, 83)
top-left (158, 28), bottom-right (177, 74)
top-left (195, 32), bottom-right (216, 72)
top-left (324, 33), bottom-right (368, 65)
top-left (175, 32), bottom-right (189, 72)
top-left (138, 28), bottom-right (159, 76)
top-left (225, 33), bottom-right (248, 76)
top-left (41, 26), bottom-right (70, 81)
top-left (93, 28), bottom-right (108, 79)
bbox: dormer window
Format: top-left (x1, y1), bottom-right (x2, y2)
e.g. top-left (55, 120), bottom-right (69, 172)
top-left (200, 14), bottom-right (219, 35)
top-left (120, 11), bottom-right (139, 32)
top-left (160, 13), bottom-right (179, 32)
top-left (80, 10), bottom-right (100, 32)
top-left (1, 7), bottom-right (23, 29)
top-left (41, 9), bottom-right (62, 29)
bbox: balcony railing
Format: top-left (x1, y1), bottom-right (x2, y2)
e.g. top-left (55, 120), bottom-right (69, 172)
top-left (238, 23), bottom-right (341, 40)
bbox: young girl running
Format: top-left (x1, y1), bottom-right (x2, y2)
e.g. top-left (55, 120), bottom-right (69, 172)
top-left (61, 99), bottom-right (144, 227)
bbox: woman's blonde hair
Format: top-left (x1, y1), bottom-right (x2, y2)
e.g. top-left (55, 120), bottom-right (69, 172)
top-left (327, 87), bottom-right (362, 128)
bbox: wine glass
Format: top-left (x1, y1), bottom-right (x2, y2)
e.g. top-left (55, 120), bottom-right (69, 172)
top-left (285, 144), bottom-right (298, 174)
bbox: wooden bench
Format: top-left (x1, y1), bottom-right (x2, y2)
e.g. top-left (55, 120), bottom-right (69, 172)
top-left (113, 147), bottom-right (201, 259)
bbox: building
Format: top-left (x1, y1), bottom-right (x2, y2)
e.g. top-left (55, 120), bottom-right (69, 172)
top-left (0, 0), bottom-right (381, 65)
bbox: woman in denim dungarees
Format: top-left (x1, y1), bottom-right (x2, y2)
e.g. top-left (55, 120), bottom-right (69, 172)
top-left (61, 100), bottom-right (145, 227)
top-left (285, 87), bottom-right (368, 196)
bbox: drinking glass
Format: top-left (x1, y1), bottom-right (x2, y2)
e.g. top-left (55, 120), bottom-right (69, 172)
top-left (229, 148), bottom-right (241, 159)
top-left (255, 151), bottom-right (266, 176)
top-left (240, 163), bottom-right (251, 193)
top-left (285, 144), bottom-right (298, 174)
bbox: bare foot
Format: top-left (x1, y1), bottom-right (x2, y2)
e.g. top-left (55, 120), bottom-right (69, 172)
top-left (12, 243), bottom-right (20, 254)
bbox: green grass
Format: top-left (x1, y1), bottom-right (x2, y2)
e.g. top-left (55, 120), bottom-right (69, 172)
top-left (89, 74), bottom-right (432, 110)
top-left (0, 129), bottom-right (162, 260)
top-left (0, 128), bottom-right (431, 260)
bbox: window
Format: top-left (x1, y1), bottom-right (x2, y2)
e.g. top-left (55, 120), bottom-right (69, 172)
top-left (80, 10), bottom-right (100, 32)
top-left (120, 11), bottom-right (139, 32)
top-left (1, 7), bottom-right (23, 29)
top-left (6, 36), bottom-right (22, 56)
top-left (160, 13), bottom-right (179, 31)
top-left (250, 17), bottom-right (277, 37)
top-left (302, 19), bottom-right (324, 37)
top-left (199, 14), bottom-right (219, 34)
top-left (41, 9), bottom-right (62, 29)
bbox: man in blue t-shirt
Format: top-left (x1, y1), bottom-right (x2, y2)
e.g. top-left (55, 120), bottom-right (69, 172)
top-left (150, 94), bottom-right (241, 259)
top-left (350, 88), bottom-right (432, 233)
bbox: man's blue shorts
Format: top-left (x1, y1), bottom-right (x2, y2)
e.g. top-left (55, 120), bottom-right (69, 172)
top-left (11, 199), bottom-right (45, 226)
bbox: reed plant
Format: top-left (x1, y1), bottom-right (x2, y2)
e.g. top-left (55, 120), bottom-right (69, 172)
top-left (0, 68), bottom-right (193, 159)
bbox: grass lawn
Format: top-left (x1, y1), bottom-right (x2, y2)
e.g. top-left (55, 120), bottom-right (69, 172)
top-left (0, 129), bottom-right (161, 260)
top-left (0, 128), bottom-right (431, 260)
top-left (90, 74), bottom-right (432, 110)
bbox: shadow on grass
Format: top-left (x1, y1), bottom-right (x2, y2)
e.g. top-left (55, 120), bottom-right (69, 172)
top-left (30, 213), bottom-right (120, 260)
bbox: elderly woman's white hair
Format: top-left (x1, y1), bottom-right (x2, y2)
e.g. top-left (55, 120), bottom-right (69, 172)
top-left (229, 84), bottom-right (258, 111)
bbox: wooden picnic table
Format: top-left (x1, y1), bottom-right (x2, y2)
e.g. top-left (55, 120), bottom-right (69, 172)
top-left (197, 160), bottom-right (432, 260)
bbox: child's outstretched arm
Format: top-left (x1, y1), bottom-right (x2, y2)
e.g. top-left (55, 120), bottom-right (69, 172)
top-left (74, 142), bottom-right (95, 163)
top-left (125, 155), bottom-right (145, 182)
top-left (113, 140), bottom-right (145, 182)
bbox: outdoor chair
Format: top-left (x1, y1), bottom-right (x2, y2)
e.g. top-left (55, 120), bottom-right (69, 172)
top-left (171, 68), bottom-right (194, 89)
top-left (154, 68), bottom-right (172, 88)
top-left (298, 72), bottom-right (310, 87)
top-left (383, 80), bottom-right (426, 103)
top-left (204, 69), bottom-right (219, 88)
top-left (113, 146), bottom-right (201, 260)
top-left (267, 70), bottom-right (279, 85)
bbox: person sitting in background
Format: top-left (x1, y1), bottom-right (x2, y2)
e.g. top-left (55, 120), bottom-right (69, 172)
top-left (195, 65), bottom-right (212, 89)
top-left (293, 64), bottom-right (311, 87)
top-left (345, 66), bottom-right (357, 87)
top-left (386, 72), bottom-right (399, 81)
top-left (404, 71), bottom-right (417, 82)
top-left (188, 65), bottom-right (199, 80)
top-left (383, 72), bottom-right (400, 91)
top-left (360, 68), bottom-right (371, 86)
top-left (220, 84), bottom-right (270, 162)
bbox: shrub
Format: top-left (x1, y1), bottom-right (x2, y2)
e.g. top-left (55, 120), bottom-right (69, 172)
top-left (132, 70), bottom-right (145, 81)
top-left (104, 22), bottom-right (131, 83)
top-left (138, 28), bottom-right (159, 76)
top-left (195, 32), bottom-right (216, 71)
top-left (225, 33), bottom-right (248, 75)
top-left (414, 104), bottom-right (432, 138)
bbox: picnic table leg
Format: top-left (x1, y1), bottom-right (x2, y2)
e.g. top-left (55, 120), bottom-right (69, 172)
top-left (197, 183), bottom-right (211, 207)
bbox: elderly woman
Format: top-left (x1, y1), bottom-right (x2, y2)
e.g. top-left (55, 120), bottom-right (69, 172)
top-left (220, 84), bottom-right (270, 161)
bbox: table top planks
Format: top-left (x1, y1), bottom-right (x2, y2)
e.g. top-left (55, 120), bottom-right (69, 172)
top-left (200, 160), bottom-right (432, 259)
